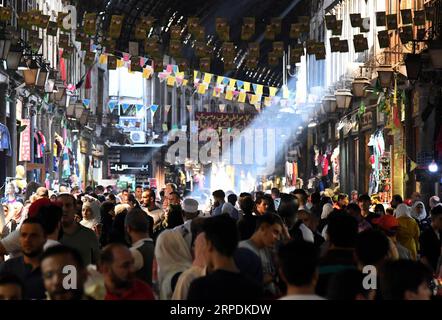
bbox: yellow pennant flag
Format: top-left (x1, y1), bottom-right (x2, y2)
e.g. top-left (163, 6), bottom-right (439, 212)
top-left (410, 160), bottom-right (418, 171)
top-left (99, 54), bottom-right (107, 64)
top-left (183, 79), bottom-right (189, 86)
top-left (117, 59), bottom-right (125, 68)
top-left (225, 89), bottom-right (233, 100)
top-left (203, 73), bottom-right (212, 84)
top-left (213, 89), bottom-right (220, 97)
top-left (244, 82), bottom-right (251, 92)
top-left (229, 79), bottom-right (236, 88)
top-left (238, 92), bottom-right (246, 103)
top-left (197, 83), bottom-right (207, 94)
top-left (264, 96), bottom-right (272, 106)
top-left (167, 76), bottom-right (176, 86)
top-left (250, 94), bottom-right (258, 104)
top-left (194, 70), bottom-right (199, 80)
top-left (142, 68), bottom-right (152, 79)
top-left (269, 87), bottom-right (278, 97)
top-left (176, 72), bottom-right (185, 78)
top-left (256, 84), bottom-right (264, 95)
top-left (216, 76), bottom-right (224, 85)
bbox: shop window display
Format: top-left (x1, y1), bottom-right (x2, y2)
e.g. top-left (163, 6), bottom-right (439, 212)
top-left (368, 130), bottom-right (392, 204)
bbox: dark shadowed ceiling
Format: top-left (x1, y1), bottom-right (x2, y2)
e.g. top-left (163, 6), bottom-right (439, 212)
top-left (74, 0), bottom-right (311, 87)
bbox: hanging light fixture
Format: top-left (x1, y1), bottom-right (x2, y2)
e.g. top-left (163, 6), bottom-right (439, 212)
top-left (36, 62), bottom-right (49, 88)
top-left (0, 30), bottom-right (11, 61)
top-left (428, 160), bottom-right (438, 173)
top-left (428, 40), bottom-right (442, 69)
top-left (335, 89), bottom-right (353, 109)
top-left (45, 69), bottom-right (57, 93)
top-left (23, 59), bottom-right (39, 86)
top-left (75, 102), bottom-right (84, 119)
top-left (352, 77), bottom-right (371, 97)
top-left (377, 65), bottom-right (394, 88)
top-left (5, 43), bottom-right (23, 70)
top-left (322, 95), bottom-right (337, 113)
top-left (404, 54), bottom-right (422, 81)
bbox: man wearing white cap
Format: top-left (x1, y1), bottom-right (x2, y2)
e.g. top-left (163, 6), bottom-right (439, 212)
top-left (429, 196), bottom-right (441, 210)
top-left (173, 198), bottom-right (201, 250)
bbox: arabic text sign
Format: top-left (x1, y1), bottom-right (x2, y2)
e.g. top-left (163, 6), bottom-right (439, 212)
top-left (110, 163), bottom-right (149, 174)
top-left (19, 119), bottom-right (31, 162)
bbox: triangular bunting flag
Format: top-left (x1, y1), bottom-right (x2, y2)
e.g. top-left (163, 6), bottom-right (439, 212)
top-left (222, 77), bottom-right (230, 85)
top-left (213, 89), bottom-right (221, 98)
top-left (139, 57), bottom-right (146, 67)
top-left (167, 76), bottom-right (176, 86)
top-left (238, 92), bottom-right (246, 103)
top-left (244, 82), bottom-right (251, 92)
top-left (264, 97), bottom-right (272, 106)
top-left (225, 90), bottom-right (233, 100)
top-left (150, 104), bottom-right (159, 113)
top-left (99, 54), bottom-right (107, 64)
top-left (173, 65), bottom-right (179, 74)
top-left (136, 104), bottom-right (144, 112)
top-left (236, 80), bottom-right (244, 90)
top-left (186, 105), bottom-right (193, 113)
top-left (176, 77), bottom-right (184, 86)
top-left (252, 83), bottom-right (258, 93)
top-left (250, 94), bottom-right (258, 104)
top-left (197, 83), bottom-right (207, 94)
top-left (229, 79), bottom-right (237, 88)
top-left (122, 103), bottom-right (130, 113)
top-left (167, 64), bottom-right (173, 73)
top-left (165, 105), bottom-right (171, 114)
top-left (256, 84), bottom-right (264, 95)
top-left (410, 160), bottom-right (418, 171)
top-left (159, 72), bottom-right (168, 82)
top-left (194, 70), bottom-right (199, 80)
top-left (108, 101), bottom-right (118, 112)
top-left (142, 67), bottom-right (153, 79)
top-left (82, 99), bottom-right (90, 107)
top-left (269, 87), bottom-right (278, 97)
top-left (219, 104), bottom-right (226, 112)
top-left (162, 123), bottom-right (168, 131)
top-left (117, 59), bottom-right (125, 68)
top-left (216, 76), bottom-right (224, 85)
top-left (183, 79), bottom-right (189, 86)
top-left (203, 73), bottom-right (212, 84)
top-left (123, 53), bottom-right (130, 62)
top-left (233, 90), bottom-right (240, 97)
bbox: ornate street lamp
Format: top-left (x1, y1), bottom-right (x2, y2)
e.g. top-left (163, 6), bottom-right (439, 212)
top-left (352, 77), bottom-right (371, 97)
top-left (377, 65), bottom-right (394, 88)
top-left (404, 54), bottom-right (422, 81)
top-left (335, 89), bottom-right (353, 109)
top-left (23, 59), bottom-right (39, 86)
top-left (322, 95), bottom-right (337, 113)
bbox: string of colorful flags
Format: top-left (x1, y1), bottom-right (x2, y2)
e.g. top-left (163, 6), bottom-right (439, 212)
top-left (98, 51), bottom-right (290, 114)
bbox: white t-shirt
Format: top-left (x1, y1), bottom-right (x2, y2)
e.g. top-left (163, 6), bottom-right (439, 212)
top-left (299, 223), bottom-right (315, 243)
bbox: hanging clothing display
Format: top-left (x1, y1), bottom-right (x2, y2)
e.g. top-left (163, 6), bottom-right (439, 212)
top-left (368, 130), bottom-right (391, 199)
top-left (0, 123), bottom-right (12, 156)
top-left (331, 147), bottom-right (340, 185)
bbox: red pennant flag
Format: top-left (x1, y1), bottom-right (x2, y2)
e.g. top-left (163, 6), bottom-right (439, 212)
top-left (59, 49), bottom-right (66, 82)
top-left (85, 68), bottom-right (92, 90)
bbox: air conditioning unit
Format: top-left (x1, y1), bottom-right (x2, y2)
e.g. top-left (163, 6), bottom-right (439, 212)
top-left (130, 131), bottom-right (146, 144)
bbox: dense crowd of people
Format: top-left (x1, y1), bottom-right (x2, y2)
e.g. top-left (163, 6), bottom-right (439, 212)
top-left (0, 182), bottom-right (441, 300)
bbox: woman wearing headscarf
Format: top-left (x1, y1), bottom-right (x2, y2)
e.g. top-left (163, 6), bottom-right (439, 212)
top-left (80, 196), bottom-right (102, 237)
top-left (395, 203), bottom-right (420, 260)
top-left (411, 201), bottom-right (427, 221)
top-left (154, 229), bottom-right (192, 300)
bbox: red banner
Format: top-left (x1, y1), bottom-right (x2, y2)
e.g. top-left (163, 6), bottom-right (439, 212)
top-left (19, 119), bottom-right (31, 162)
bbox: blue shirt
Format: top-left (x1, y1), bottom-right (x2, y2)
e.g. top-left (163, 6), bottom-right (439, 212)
top-left (0, 123), bottom-right (11, 156)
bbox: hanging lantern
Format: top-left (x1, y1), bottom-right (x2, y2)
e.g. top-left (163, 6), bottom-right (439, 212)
top-left (0, 30), bottom-right (11, 61)
top-left (404, 54), bottom-right (421, 81)
top-left (377, 65), bottom-right (394, 88)
top-left (335, 89), bottom-right (353, 109)
top-left (74, 102), bottom-right (84, 119)
top-left (428, 40), bottom-right (442, 69)
top-left (6, 43), bottom-right (23, 70)
top-left (352, 77), bottom-right (370, 97)
top-left (35, 62), bottom-right (49, 88)
top-left (23, 59), bottom-right (39, 86)
top-left (322, 95), bottom-right (337, 113)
